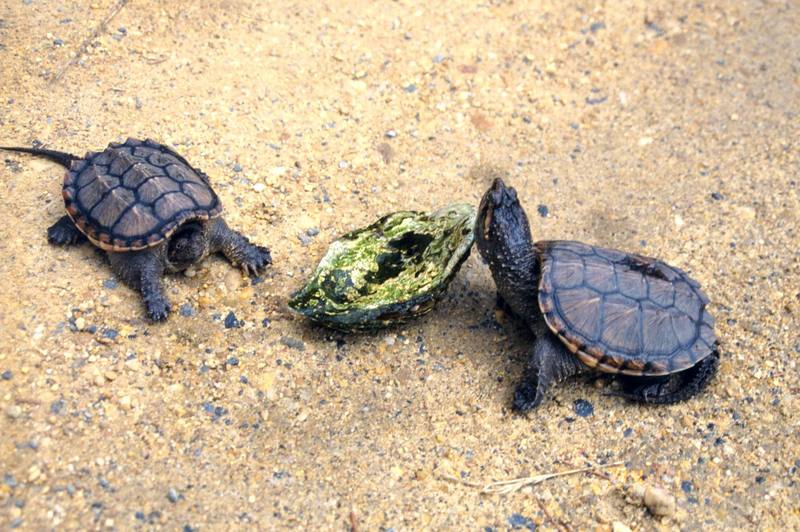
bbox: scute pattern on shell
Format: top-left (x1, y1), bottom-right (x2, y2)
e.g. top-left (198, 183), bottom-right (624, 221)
top-left (62, 138), bottom-right (221, 251)
top-left (536, 241), bottom-right (716, 376)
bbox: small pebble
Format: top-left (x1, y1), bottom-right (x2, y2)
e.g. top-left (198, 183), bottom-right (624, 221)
top-left (50, 399), bottom-right (65, 414)
top-left (4, 473), bottom-right (17, 487)
top-left (507, 513), bottom-right (535, 530)
top-left (590, 21), bottom-right (606, 33)
top-left (385, 129), bottom-right (397, 138)
top-left (232, 163), bottom-right (243, 172)
top-left (280, 336), bottom-right (305, 351)
top-left (573, 399), bottom-right (594, 417)
top-left (433, 53), bottom-right (446, 63)
top-left (227, 357), bottom-right (239, 366)
top-left (681, 480), bottom-right (693, 493)
top-left (180, 303), bottom-right (195, 317)
top-left (711, 191), bottom-right (724, 200)
top-left (612, 522), bottom-right (632, 532)
top-left (224, 311), bottom-right (241, 329)
top-left (631, 483), bottom-right (676, 517)
top-left (537, 204), bottom-right (549, 217)
top-left (6, 405), bottom-right (22, 419)
top-left (102, 278), bottom-right (118, 289)
top-left (404, 83), bottom-right (417, 93)
top-left (167, 487), bottom-right (180, 503)
top-left (306, 227), bottom-right (320, 237)
top-left (1, 370), bottom-right (12, 380)
top-left (53, 38), bottom-right (64, 46)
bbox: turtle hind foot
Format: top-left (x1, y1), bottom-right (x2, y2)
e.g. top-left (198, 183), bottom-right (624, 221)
top-left (47, 215), bottom-right (86, 246)
top-left (614, 351), bottom-right (719, 405)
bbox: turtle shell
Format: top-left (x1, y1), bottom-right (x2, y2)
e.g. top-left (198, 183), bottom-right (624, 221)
top-left (288, 204), bottom-right (476, 331)
top-left (536, 241), bottom-right (716, 376)
top-left (62, 138), bottom-right (222, 251)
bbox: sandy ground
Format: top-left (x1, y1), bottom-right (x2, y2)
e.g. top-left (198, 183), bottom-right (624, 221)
top-left (1, 0), bottom-right (799, 530)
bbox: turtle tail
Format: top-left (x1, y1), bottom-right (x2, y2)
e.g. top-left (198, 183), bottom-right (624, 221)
top-left (0, 146), bottom-right (79, 168)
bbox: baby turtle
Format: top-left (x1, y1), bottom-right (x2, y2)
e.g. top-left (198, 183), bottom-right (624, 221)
top-left (475, 178), bottom-right (718, 411)
top-left (2, 138), bottom-right (271, 321)
top-left (289, 204), bottom-right (475, 330)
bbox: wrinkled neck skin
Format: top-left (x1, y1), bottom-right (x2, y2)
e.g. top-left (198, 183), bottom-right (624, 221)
top-left (475, 184), bottom-right (541, 322)
top-left (484, 233), bottom-right (541, 323)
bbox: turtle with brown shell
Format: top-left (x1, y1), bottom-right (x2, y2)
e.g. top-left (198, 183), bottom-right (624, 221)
top-left (2, 138), bottom-right (272, 321)
top-left (475, 178), bottom-right (719, 410)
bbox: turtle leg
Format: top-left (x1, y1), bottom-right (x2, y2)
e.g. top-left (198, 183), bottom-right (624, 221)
top-left (495, 293), bottom-right (517, 318)
top-left (108, 250), bottom-right (171, 321)
top-left (209, 218), bottom-right (272, 276)
top-left (615, 350), bottom-right (719, 404)
top-left (513, 321), bottom-right (587, 412)
top-left (47, 215), bottom-right (86, 246)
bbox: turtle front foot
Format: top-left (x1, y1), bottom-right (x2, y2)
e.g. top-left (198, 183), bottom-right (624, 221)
top-left (512, 380), bottom-right (544, 413)
top-left (47, 215), bottom-right (86, 246)
top-left (210, 218), bottom-right (272, 276)
top-left (237, 243), bottom-right (272, 276)
top-left (145, 295), bottom-right (171, 321)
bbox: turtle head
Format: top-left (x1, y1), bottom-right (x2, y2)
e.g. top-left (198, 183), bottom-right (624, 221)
top-left (167, 222), bottom-right (207, 265)
top-left (476, 178), bottom-right (533, 262)
top-left (475, 178), bottom-right (538, 314)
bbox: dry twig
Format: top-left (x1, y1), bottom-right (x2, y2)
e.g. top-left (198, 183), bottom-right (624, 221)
top-left (51, 0), bottom-right (130, 84)
top-left (481, 461), bottom-right (625, 495)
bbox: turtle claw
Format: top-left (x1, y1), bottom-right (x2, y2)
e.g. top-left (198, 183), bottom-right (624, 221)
top-left (239, 244), bottom-right (272, 276)
top-left (47, 215), bottom-right (86, 246)
top-left (145, 297), bottom-right (171, 322)
top-left (512, 380), bottom-right (543, 413)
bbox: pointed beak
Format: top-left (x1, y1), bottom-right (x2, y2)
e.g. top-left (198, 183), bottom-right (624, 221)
top-left (490, 178), bottom-right (517, 206)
